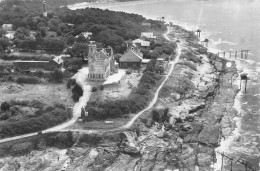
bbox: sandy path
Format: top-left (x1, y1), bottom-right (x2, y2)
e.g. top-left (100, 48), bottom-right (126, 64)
top-left (45, 67), bottom-right (91, 132)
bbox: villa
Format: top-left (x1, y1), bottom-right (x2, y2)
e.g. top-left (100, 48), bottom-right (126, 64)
top-left (88, 42), bottom-right (114, 81)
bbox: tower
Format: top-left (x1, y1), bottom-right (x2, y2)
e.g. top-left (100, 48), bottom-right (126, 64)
top-left (88, 42), bottom-right (97, 62)
top-left (43, 0), bottom-right (47, 17)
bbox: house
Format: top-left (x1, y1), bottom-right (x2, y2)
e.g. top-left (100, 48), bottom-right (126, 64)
top-left (2, 24), bottom-right (13, 31)
top-left (4, 33), bottom-right (14, 39)
top-left (132, 39), bottom-right (150, 47)
top-left (142, 22), bottom-right (152, 28)
top-left (13, 57), bottom-right (63, 71)
top-left (119, 44), bottom-right (143, 68)
top-left (76, 32), bottom-right (93, 39)
top-left (141, 32), bottom-right (156, 39)
top-left (88, 42), bottom-right (114, 81)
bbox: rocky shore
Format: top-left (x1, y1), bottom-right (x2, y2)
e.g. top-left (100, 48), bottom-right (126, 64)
top-left (0, 26), bottom-right (239, 171)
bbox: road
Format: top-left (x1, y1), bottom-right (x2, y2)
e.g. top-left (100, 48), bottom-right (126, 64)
top-left (0, 67), bottom-right (92, 143)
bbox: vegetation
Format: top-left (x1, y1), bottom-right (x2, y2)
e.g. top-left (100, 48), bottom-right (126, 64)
top-left (0, 100), bottom-right (70, 138)
top-left (16, 76), bottom-right (41, 84)
top-left (71, 83), bottom-right (83, 102)
top-left (180, 50), bottom-right (201, 63)
top-left (0, 0), bottom-right (166, 55)
top-left (177, 61), bottom-right (197, 71)
top-left (86, 71), bottom-right (163, 120)
top-left (0, 108), bottom-right (70, 138)
top-left (49, 69), bottom-right (64, 83)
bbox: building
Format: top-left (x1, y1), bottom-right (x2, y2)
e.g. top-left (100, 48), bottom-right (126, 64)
top-left (13, 57), bottom-right (63, 72)
top-left (141, 32), bottom-right (156, 39)
top-left (132, 39), bottom-right (150, 47)
top-left (43, 0), bottom-right (47, 17)
top-left (76, 32), bottom-right (93, 39)
top-left (2, 24), bottom-right (13, 31)
top-left (119, 44), bottom-right (143, 68)
top-left (88, 42), bottom-right (114, 81)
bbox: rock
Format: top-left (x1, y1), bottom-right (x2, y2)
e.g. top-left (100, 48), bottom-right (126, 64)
top-left (197, 47), bottom-right (207, 54)
top-left (180, 123), bottom-right (192, 131)
top-left (119, 132), bottom-right (140, 155)
top-left (104, 154), bottom-right (134, 171)
top-left (198, 125), bottom-right (221, 147)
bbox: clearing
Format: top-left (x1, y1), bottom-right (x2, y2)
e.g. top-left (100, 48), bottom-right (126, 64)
top-left (0, 82), bottom-right (73, 107)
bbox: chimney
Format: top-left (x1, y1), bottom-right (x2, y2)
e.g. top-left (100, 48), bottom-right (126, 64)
top-left (43, 1), bottom-right (47, 17)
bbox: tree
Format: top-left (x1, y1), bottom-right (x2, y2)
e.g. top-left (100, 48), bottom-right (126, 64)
top-left (70, 43), bottom-right (88, 59)
top-left (155, 65), bottom-right (164, 74)
top-left (0, 38), bottom-right (11, 51)
top-left (0, 29), bottom-right (7, 38)
top-left (1, 102), bottom-right (10, 111)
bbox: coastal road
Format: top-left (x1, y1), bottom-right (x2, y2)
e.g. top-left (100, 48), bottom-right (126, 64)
top-left (0, 67), bottom-right (92, 143)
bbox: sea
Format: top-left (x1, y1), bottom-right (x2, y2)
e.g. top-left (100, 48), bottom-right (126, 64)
top-left (70, 0), bottom-right (260, 170)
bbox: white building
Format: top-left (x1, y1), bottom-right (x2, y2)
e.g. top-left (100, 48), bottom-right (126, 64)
top-left (141, 32), bottom-right (156, 39)
top-left (132, 39), bottom-right (150, 47)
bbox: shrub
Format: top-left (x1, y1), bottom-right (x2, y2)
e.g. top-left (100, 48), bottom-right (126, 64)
top-left (67, 79), bottom-right (76, 89)
top-left (16, 76), bottom-right (40, 84)
top-left (178, 61), bottom-right (197, 71)
top-left (1, 102), bottom-right (10, 111)
top-left (72, 84), bottom-right (83, 102)
top-left (180, 50), bottom-right (201, 63)
top-left (126, 70), bottom-right (132, 75)
top-left (54, 103), bottom-right (66, 109)
top-left (91, 87), bottom-right (98, 92)
top-left (99, 85), bottom-right (104, 91)
top-left (0, 109), bottom-right (71, 138)
top-left (49, 69), bottom-right (64, 83)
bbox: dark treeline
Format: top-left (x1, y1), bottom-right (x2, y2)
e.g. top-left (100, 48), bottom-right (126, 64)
top-left (0, 0), bottom-right (165, 54)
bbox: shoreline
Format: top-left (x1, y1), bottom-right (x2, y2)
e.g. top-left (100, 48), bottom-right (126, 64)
top-left (68, 0), bottom-right (164, 10)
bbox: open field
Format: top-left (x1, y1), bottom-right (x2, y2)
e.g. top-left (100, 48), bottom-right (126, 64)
top-left (0, 82), bottom-right (73, 107)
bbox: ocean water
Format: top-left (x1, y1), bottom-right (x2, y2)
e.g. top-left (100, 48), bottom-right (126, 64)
top-left (71, 0), bottom-right (260, 169)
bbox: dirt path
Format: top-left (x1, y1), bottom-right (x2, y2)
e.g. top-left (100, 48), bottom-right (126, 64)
top-left (45, 67), bottom-right (91, 133)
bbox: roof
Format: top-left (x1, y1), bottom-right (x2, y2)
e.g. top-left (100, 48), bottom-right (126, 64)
top-left (142, 59), bottom-right (150, 64)
top-left (14, 61), bottom-right (49, 63)
top-left (120, 50), bottom-right (143, 63)
top-left (2, 24), bottom-right (13, 28)
top-left (132, 39), bottom-right (150, 47)
top-left (52, 56), bottom-right (64, 64)
top-left (5, 33), bottom-right (14, 39)
top-left (141, 32), bottom-right (156, 39)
